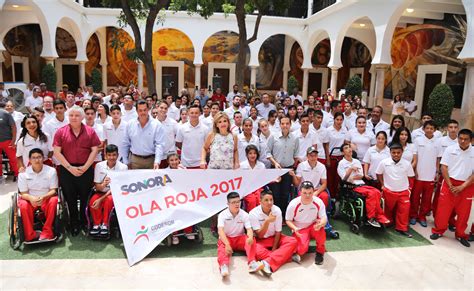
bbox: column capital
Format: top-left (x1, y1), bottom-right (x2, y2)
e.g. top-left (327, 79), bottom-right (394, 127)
top-left (99, 61), bottom-right (108, 66)
top-left (194, 62), bottom-right (203, 67)
top-left (329, 66), bottom-right (341, 71)
top-left (461, 58), bottom-right (474, 65)
top-left (249, 65), bottom-right (259, 69)
top-left (373, 63), bottom-right (391, 70)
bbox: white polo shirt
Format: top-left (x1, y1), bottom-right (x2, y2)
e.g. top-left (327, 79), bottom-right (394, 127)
top-left (176, 121), bottom-right (209, 167)
top-left (256, 103), bottom-right (276, 119)
top-left (238, 133), bottom-right (261, 163)
top-left (240, 160), bottom-right (265, 170)
top-left (18, 165), bottom-right (58, 197)
top-left (217, 208), bottom-right (251, 238)
top-left (327, 125), bottom-right (347, 156)
top-left (345, 129), bottom-right (376, 159)
top-left (249, 205), bottom-right (282, 238)
top-left (401, 143), bottom-right (416, 163)
top-left (285, 196), bottom-right (327, 229)
top-left (310, 124), bottom-right (329, 160)
top-left (296, 161), bottom-right (327, 187)
top-left (375, 158), bottom-right (414, 192)
top-left (363, 146), bottom-right (390, 179)
top-left (94, 160), bottom-right (128, 193)
top-left (16, 133), bottom-right (53, 166)
top-left (42, 111), bottom-right (56, 125)
top-left (104, 119), bottom-right (128, 161)
top-left (293, 130), bottom-right (321, 161)
top-left (158, 117), bottom-right (178, 160)
top-left (412, 128), bottom-right (442, 141)
top-left (43, 116), bottom-right (69, 140)
top-left (91, 122), bottom-right (105, 162)
top-left (343, 112), bottom-right (357, 130)
top-left (121, 107), bottom-right (138, 123)
top-left (414, 135), bottom-right (441, 181)
top-left (337, 157), bottom-right (365, 185)
top-left (366, 119), bottom-right (390, 135)
top-left (25, 96), bottom-right (43, 109)
top-left (440, 144), bottom-right (474, 181)
top-left (404, 101), bottom-right (417, 117)
top-left (438, 135), bottom-right (457, 156)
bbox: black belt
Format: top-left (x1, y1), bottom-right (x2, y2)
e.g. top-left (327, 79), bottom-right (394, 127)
top-left (132, 153), bottom-right (155, 159)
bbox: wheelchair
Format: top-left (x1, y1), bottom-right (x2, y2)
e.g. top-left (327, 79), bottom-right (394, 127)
top-left (164, 225), bottom-right (204, 246)
top-left (333, 181), bottom-right (385, 234)
top-left (84, 189), bottom-right (121, 240)
top-left (8, 189), bottom-right (68, 250)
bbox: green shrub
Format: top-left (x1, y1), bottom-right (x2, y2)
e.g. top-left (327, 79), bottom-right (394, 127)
top-left (41, 64), bottom-right (57, 92)
top-left (287, 75), bottom-right (299, 95)
top-left (345, 75), bottom-right (362, 98)
top-left (427, 83), bottom-right (455, 128)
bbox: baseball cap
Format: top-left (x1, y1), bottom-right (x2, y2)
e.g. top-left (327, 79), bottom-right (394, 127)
top-left (306, 146), bottom-right (318, 154)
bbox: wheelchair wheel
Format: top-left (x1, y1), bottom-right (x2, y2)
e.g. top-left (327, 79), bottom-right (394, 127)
top-left (9, 195), bottom-right (24, 250)
top-left (351, 224), bottom-right (360, 234)
top-left (195, 227), bottom-right (204, 244)
top-left (329, 230), bottom-right (340, 239)
top-left (166, 235), bottom-right (173, 247)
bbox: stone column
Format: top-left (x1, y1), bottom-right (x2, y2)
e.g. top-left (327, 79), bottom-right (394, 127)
top-left (329, 66), bottom-right (339, 97)
top-left (282, 66), bottom-right (290, 91)
top-left (194, 63), bottom-right (202, 90)
top-left (307, 0), bottom-right (313, 17)
top-left (374, 64), bottom-right (389, 107)
top-left (302, 68), bottom-right (309, 100)
top-left (100, 61), bottom-right (108, 92)
top-left (79, 61), bottom-right (86, 88)
top-left (461, 59), bottom-right (474, 130)
top-left (44, 57), bottom-right (56, 67)
top-left (137, 61), bottom-right (144, 92)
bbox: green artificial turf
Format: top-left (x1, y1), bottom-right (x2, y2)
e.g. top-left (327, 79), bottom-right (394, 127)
top-left (1, 210), bottom-right (430, 261)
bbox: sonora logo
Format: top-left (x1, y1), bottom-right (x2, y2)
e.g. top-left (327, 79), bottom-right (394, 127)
top-left (121, 174), bottom-right (172, 195)
top-left (133, 225), bottom-right (149, 244)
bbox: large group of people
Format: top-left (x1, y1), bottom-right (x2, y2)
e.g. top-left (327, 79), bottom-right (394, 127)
top-left (0, 81), bottom-right (473, 277)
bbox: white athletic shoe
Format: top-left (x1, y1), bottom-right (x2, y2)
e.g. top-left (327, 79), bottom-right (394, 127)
top-left (172, 236), bottom-right (179, 245)
top-left (220, 264), bottom-right (230, 277)
top-left (261, 260), bottom-right (272, 276)
top-left (292, 253), bottom-right (301, 264)
top-left (248, 260), bottom-right (264, 273)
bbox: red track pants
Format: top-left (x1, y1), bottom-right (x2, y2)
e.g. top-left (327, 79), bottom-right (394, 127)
top-left (327, 155), bottom-right (343, 198)
top-left (244, 188), bottom-right (261, 212)
top-left (255, 235), bottom-right (298, 271)
top-left (0, 140), bottom-right (18, 176)
top-left (217, 235), bottom-right (257, 267)
top-left (410, 180), bottom-right (435, 222)
top-left (354, 185), bottom-right (388, 222)
top-left (18, 196), bottom-right (58, 241)
top-left (89, 193), bottom-right (114, 226)
top-left (432, 175), bottom-right (456, 226)
top-left (432, 179), bottom-right (474, 239)
top-left (382, 189), bottom-right (411, 231)
top-left (293, 223), bottom-right (326, 255)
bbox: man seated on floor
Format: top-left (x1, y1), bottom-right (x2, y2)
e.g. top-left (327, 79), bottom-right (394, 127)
top-left (89, 144), bottom-right (128, 237)
top-left (217, 192), bottom-right (264, 278)
top-left (285, 181), bottom-right (327, 265)
top-left (17, 148), bottom-right (58, 241)
top-left (249, 190), bottom-right (299, 276)
top-left (337, 143), bottom-right (390, 228)
top-left (289, 146), bottom-right (329, 207)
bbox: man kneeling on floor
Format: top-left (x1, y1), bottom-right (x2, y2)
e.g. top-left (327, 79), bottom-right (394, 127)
top-left (89, 144), bottom-right (128, 236)
top-left (217, 192), bottom-right (264, 277)
top-left (18, 148), bottom-right (58, 241)
top-left (249, 190), bottom-right (299, 276)
top-left (285, 181), bottom-right (327, 265)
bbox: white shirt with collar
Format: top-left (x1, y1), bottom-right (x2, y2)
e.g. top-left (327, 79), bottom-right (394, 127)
top-left (327, 125), bottom-right (347, 156)
top-left (366, 119), bottom-right (390, 135)
top-left (413, 135), bottom-right (442, 181)
top-left (25, 96), bottom-right (43, 109)
top-left (345, 129), bottom-right (376, 160)
top-left (104, 119), bottom-right (128, 161)
top-left (437, 135), bottom-right (457, 156)
top-left (217, 208), bottom-right (251, 238)
top-left (158, 116), bottom-right (178, 160)
top-left (411, 127), bottom-right (442, 141)
top-left (175, 121), bottom-right (209, 167)
top-left (293, 130), bottom-right (321, 161)
top-left (94, 160), bottom-right (128, 192)
top-left (120, 106), bottom-right (138, 123)
top-left (43, 111), bottom-right (56, 125)
top-left (296, 160), bottom-right (327, 187)
top-left (285, 196), bottom-right (326, 229)
top-left (168, 103), bottom-right (180, 121)
top-left (256, 103), bottom-right (276, 119)
top-left (237, 133), bottom-right (261, 163)
top-left (240, 160), bottom-right (265, 170)
top-left (343, 112), bottom-right (357, 130)
top-left (337, 157), bottom-right (365, 185)
top-left (16, 133), bottom-right (53, 166)
top-left (10, 111), bottom-right (24, 141)
top-left (440, 144), bottom-right (474, 182)
top-left (310, 124), bottom-right (330, 160)
top-left (249, 205), bottom-right (282, 238)
top-left (375, 158), bottom-right (415, 192)
top-left (18, 165), bottom-right (58, 197)
top-left (363, 145), bottom-right (391, 179)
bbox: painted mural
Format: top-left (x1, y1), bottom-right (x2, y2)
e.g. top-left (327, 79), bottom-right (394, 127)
top-left (257, 34), bottom-right (284, 90)
top-left (106, 27), bottom-right (138, 87)
top-left (385, 14), bottom-right (466, 107)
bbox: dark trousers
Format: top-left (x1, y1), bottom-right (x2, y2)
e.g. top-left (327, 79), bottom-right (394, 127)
top-left (59, 165), bottom-right (94, 229)
top-left (270, 172), bottom-right (292, 215)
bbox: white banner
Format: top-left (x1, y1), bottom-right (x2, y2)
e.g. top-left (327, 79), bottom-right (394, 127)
top-left (109, 169), bottom-right (288, 266)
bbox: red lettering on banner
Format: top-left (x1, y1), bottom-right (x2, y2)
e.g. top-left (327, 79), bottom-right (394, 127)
top-left (125, 200), bottom-right (162, 219)
top-left (176, 193), bottom-right (188, 204)
top-left (196, 188), bottom-right (208, 200)
top-left (165, 195), bottom-right (176, 208)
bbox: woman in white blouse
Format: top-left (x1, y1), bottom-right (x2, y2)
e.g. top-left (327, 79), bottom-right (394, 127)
top-left (363, 131), bottom-right (390, 189)
top-left (16, 115), bottom-right (53, 172)
top-left (345, 116), bottom-right (376, 160)
top-left (390, 127), bottom-right (417, 186)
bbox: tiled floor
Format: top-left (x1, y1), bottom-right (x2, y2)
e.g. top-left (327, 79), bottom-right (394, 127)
top-left (1, 176), bottom-right (473, 290)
